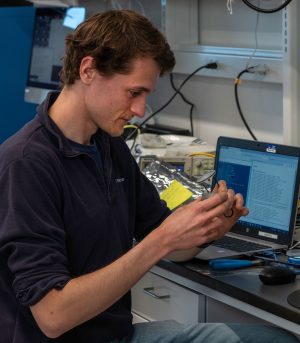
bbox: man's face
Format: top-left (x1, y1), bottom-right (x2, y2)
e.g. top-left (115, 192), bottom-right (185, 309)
top-left (84, 57), bottom-right (161, 137)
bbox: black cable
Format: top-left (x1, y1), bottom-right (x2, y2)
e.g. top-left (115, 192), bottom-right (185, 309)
top-left (234, 67), bottom-right (257, 141)
top-left (242, 0), bottom-right (293, 13)
top-left (252, 254), bottom-right (300, 267)
top-left (125, 62), bottom-right (217, 141)
top-left (130, 133), bottom-right (138, 152)
top-left (169, 73), bottom-right (195, 136)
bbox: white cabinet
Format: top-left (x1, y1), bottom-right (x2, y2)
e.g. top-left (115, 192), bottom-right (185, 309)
top-left (131, 271), bottom-right (204, 323)
top-left (205, 297), bottom-right (267, 324)
top-left (131, 269), bottom-right (267, 325)
top-left (131, 266), bottom-right (300, 338)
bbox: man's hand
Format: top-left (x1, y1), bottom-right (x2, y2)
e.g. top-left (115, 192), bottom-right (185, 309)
top-left (156, 180), bottom-right (248, 256)
top-left (207, 180), bottom-right (249, 240)
top-left (30, 180), bottom-right (248, 337)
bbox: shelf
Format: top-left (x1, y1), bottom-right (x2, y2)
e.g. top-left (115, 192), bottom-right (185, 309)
top-left (172, 45), bottom-right (283, 83)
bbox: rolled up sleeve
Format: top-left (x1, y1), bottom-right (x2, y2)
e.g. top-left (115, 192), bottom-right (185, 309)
top-left (0, 158), bottom-right (71, 306)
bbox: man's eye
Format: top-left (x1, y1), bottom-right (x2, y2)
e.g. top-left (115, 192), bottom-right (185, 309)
top-left (129, 90), bottom-right (141, 98)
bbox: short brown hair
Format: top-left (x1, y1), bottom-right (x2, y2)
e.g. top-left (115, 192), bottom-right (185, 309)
top-left (60, 9), bottom-right (175, 85)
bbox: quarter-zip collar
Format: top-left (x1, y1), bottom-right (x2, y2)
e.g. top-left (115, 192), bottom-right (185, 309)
top-left (36, 91), bottom-right (112, 161)
top-left (36, 91), bottom-right (114, 201)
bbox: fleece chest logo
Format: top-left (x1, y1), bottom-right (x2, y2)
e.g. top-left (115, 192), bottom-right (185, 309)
top-left (115, 177), bottom-right (125, 183)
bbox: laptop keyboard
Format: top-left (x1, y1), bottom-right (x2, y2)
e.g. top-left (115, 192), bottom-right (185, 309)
top-left (212, 235), bottom-right (271, 252)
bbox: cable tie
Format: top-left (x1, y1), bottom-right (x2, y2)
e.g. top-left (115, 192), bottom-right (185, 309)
top-left (235, 78), bottom-right (242, 85)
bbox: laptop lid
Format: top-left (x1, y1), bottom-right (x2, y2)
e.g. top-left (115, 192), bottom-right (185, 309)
top-left (196, 136), bottom-right (300, 260)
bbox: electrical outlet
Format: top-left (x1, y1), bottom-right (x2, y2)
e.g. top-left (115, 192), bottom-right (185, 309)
top-left (248, 64), bottom-right (269, 75)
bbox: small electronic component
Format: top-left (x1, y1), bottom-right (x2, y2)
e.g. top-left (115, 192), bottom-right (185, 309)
top-left (139, 154), bottom-right (215, 178)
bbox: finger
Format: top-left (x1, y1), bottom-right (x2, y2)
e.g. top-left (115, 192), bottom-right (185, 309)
top-left (227, 188), bottom-right (235, 206)
top-left (211, 181), bottom-right (220, 193)
top-left (198, 198), bottom-right (234, 224)
top-left (224, 208), bottom-right (234, 218)
top-left (231, 193), bottom-right (249, 217)
top-left (197, 189), bottom-right (227, 203)
top-left (203, 217), bottom-right (227, 240)
top-left (217, 188), bottom-right (235, 218)
top-left (202, 180), bottom-right (229, 200)
top-left (233, 193), bottom-right (245, 209)
top-left (225, 205), bottom-right (249, 222)
top-left (215, 180), bottom-right (227, 192)
top-left (198, 191), bottom-right (228, 211)
top-left (240, 207), bottom-right (249, 216)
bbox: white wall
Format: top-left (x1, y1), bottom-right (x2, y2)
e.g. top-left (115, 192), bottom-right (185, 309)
top-left (79, 0), bottom-right (296, 148)
top-left (148, 74), bottom-right (283, 146)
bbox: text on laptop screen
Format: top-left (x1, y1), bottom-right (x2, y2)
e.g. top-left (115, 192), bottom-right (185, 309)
top-left (217, 146), bottom-right (299, 233)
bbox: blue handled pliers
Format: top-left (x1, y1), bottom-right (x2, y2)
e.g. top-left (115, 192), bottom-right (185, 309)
top-left (209, 259), bottom-right (263, 270)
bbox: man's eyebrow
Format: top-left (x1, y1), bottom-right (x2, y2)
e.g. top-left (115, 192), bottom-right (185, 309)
top-left (130, 86), bottom-right (153, 93)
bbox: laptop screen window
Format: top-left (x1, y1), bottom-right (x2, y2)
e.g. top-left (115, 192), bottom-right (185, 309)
top-left (217, 146), bottom-right (299, 235)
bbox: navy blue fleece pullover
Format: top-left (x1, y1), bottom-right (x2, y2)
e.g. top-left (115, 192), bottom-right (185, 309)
top-left (0, 91), bottom-right (170, 343)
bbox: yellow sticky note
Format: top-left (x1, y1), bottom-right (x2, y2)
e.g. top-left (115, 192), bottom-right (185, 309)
top-left (160, 180), bottom-right (193, 210)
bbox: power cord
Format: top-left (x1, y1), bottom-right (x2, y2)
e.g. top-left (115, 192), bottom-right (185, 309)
top-left (124, 62), bottom-right (218, 142)
top-left (169, 73), bottom-right (195, 136)
top-left (245, 10), bottom-right (260, 69)
top-left (242, 0), bottom-right (293, 13)
top-left (234, 66), bottom-right (262, 141)
top-left (189, 152), bottom-right (215, 158)
top-left (123, 124), bottom-right (140, 151)
top-left (289, 240), bottom-right (300, 250)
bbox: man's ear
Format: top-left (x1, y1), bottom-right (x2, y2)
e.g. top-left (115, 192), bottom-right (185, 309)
top-left (79, 56), bottom-right (96, 84)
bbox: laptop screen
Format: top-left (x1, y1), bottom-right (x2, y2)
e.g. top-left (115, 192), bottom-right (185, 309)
top-left (214, 137), bottom-right (300, 245)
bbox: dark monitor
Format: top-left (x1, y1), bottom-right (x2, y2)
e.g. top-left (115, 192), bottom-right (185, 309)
top-left (24, 6), bottom-right (85, 104)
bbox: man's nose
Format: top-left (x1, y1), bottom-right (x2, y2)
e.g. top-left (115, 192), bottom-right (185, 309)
top-left (130, 96), bottom-right (147, 118)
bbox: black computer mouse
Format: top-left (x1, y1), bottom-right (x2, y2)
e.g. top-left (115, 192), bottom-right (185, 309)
top-left (259, 265), bottom-right (297, 285)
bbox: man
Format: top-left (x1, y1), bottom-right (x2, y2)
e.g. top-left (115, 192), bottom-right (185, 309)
top-left (0, 9), bottom-right (298, 343)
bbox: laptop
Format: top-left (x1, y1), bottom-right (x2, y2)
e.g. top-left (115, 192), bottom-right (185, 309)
top-left (196, 136), bottom-right (300, 260)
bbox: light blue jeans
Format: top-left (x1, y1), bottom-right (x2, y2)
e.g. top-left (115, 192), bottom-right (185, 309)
top-left (113, 320), bottom-right (299, 343)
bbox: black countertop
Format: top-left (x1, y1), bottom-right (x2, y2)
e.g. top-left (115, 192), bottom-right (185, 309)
top-left (156, 258), bottom-right (300, 325)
